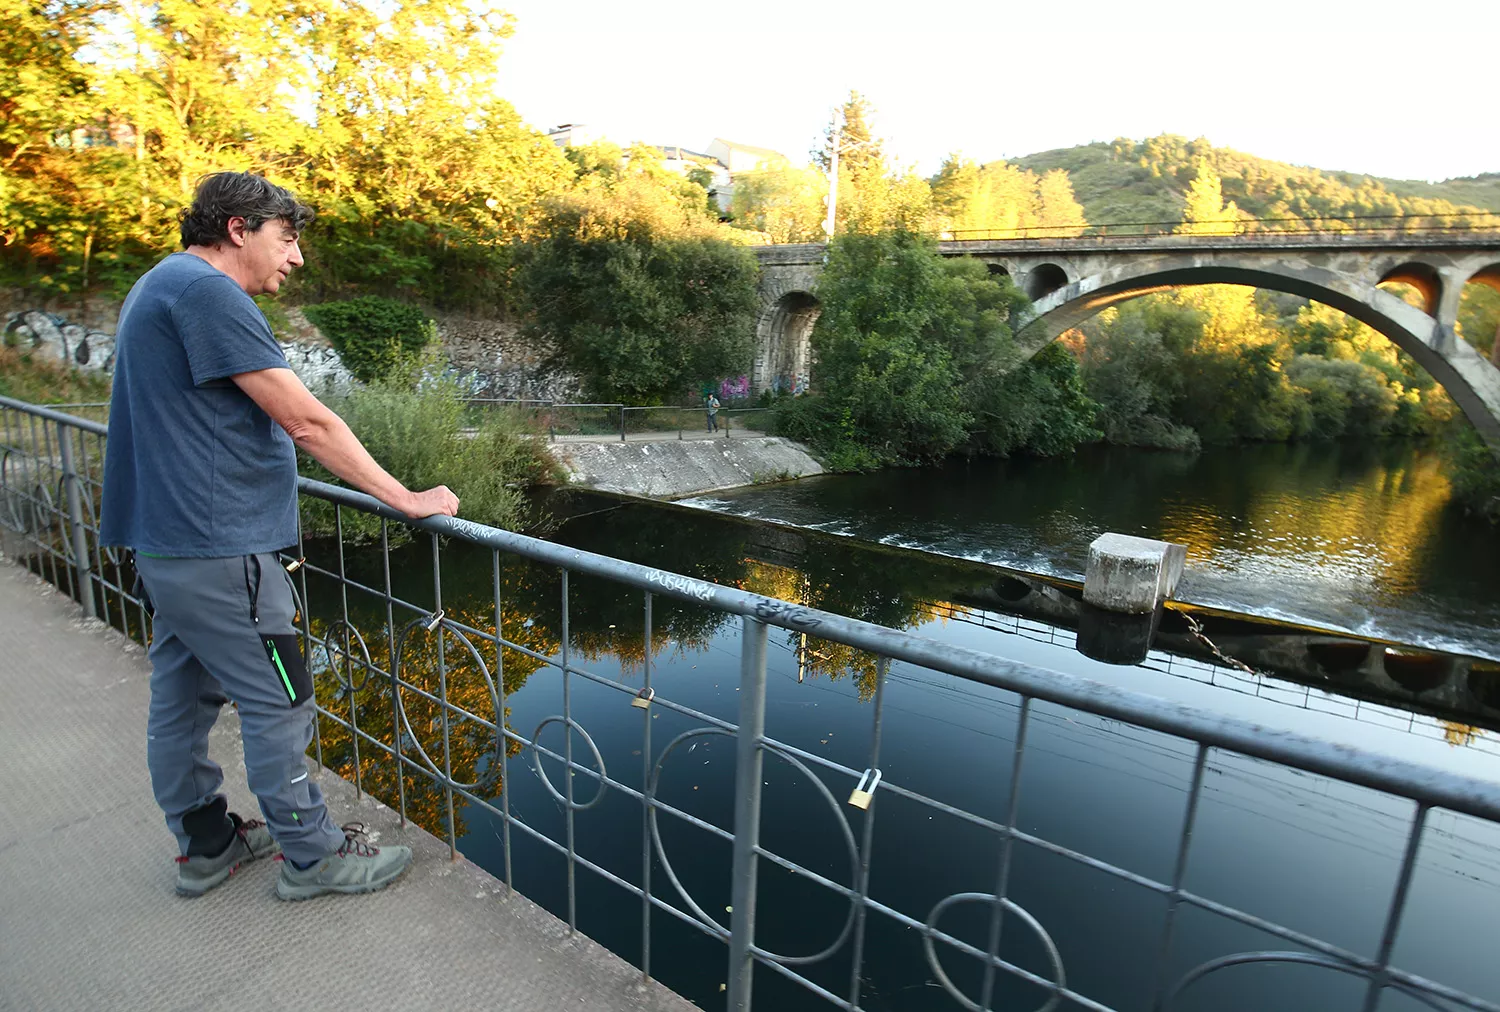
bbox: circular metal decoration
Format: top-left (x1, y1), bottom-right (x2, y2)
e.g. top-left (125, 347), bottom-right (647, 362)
top-left (392, 614), bottom-right (502, 790)
top-left (922, 892), bottom-right (1066, 1012)
top-left (0, 450), bottom-right (26, 531)
top-left (50, 475), bottom-right (98, 567)
top-left (646, 726), bottom-right (860, 964)
top-left (530, 715), bottom-right (609, 810)
top-left (322, 617), bottom-right (374, 694)
top-left (30, 481), bottom-right (56, 542)
top-left (1165, 951), bottom-right (1449, 1011)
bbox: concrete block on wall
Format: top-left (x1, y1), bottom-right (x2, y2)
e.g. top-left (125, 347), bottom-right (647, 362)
top-left (1083, 533), bottom-right (1187, 614)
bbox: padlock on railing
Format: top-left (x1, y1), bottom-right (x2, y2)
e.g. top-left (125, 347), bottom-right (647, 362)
top-left (630, 686), bottom-right (655, 709)
top-left (848, 767), bottom-right (882, 810)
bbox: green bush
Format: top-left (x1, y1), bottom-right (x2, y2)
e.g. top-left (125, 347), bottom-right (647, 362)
top-left (1285, 355), bottom-right (1398, 439)
top-left (303, 297), bottom-right (436, 384)
top-left (510, 185), bottom-right (759, 404)
top-left (776, 230), bottom-right (1096, 469)
top-left (965, 342), bottom-right (1101, 457)
top-left (298, 378), bottom-right (562, 542)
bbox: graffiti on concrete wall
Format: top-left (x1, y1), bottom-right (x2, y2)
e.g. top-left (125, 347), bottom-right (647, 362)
top-left (719, 374), bottom-right (750, 401)
top-left (769, 373), bottom-right (809, 396)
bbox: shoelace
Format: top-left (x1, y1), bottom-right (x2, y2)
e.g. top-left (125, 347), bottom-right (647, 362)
top-left (234, 817), bottom-right (267, 836)
top-left (174, 817), bottom-right (267, 863)
top-left (335, 822), bottom-right (380, 858)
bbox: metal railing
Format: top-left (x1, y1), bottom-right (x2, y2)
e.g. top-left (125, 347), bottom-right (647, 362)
top-left (4, 393), bottom-right (1500, 1012)
top-left (935, 212), bottom-right (1500, 243)
top-left (463, 398), bottom-right (772, 442)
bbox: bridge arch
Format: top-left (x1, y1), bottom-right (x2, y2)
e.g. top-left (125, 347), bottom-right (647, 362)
top-left (1378, 261), bottom-right (1444, 314)
top-left (753, 290), bottom-right (819, 395)
top-left (1468, 263), bottom-right (1500, 291)
top-left (1026, 259), bottom-right (1500, 450)
top-left (1025, 262), bottom-right (1069, 301)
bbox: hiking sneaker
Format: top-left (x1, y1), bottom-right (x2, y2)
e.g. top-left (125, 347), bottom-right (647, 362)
top-left (175, 813), bottom-right (279, 897)
top-left (274, 823), bottom-right (412, 902)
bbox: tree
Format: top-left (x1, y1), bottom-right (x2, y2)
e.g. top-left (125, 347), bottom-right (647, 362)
top-left (728, 167), bottom-right (828, 243)
top-left (510, 179), bottom-right (759, 404)
top-left (777, 230), bottom-right (1095, 467)
top-left (930, 158), bottom-right (1087, 238)
top-left (813, 92), bottom-right (933, 235)
top-left (1177, 159), bottom-right (1242, 235)
top-left (1035, 169), bottom-right (1087, 236)
top-left (0, 0), bottom-right (140, 292)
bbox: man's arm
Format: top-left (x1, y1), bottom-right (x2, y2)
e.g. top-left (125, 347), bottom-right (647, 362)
top-left (232, 367), bottom-right (459, 519)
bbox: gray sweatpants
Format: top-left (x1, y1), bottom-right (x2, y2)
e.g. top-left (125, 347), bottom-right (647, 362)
top-left (135, 552), bottom-right (344, 865)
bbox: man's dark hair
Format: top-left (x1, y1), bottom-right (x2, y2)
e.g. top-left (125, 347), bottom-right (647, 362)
top-left (178, 172), bottom-right (313, 249)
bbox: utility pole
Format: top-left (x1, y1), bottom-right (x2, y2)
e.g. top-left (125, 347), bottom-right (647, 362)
top-left (822, 111), bottom-right (843, 240)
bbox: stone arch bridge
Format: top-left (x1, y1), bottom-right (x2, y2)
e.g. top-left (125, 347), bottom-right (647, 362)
top-left (750, 232), bottom-right (1500, 450)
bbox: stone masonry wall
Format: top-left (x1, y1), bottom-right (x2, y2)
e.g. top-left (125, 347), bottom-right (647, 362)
top-left (1, 293), bottom-right (580, 402)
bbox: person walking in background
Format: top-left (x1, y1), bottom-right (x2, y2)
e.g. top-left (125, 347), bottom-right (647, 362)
top-left (101, 171), bottom-right (459, 901)
top-left (706, 392), bottom-right (721, 432)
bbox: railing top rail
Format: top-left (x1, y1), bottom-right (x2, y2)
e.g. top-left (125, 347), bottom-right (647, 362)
top-left (302, 474), bottom-right (1500, 824)
top-left (0, 395), bottom-right (108, 435)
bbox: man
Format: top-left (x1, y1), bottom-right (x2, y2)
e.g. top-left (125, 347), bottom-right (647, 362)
top-left (101, 172), bottom-right (459, 900)
top-left (706, 392), bottom-right (720, 433)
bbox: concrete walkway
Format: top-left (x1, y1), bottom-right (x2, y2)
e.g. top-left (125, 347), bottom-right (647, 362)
top-left (0, 561), bottom-right (696, 1012)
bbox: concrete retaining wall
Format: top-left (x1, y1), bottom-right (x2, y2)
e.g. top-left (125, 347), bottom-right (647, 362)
top-left (555, 437), bottom-right (822, 499)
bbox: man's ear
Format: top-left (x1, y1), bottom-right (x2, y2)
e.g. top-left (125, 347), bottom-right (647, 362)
top-left (225, 216), bottom-right (249, 248)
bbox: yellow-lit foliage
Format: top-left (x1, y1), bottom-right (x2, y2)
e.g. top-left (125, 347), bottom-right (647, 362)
top-left (1177, 159), bottom-right (1245, 236)
top-left (1442, 722), bottom-right (1481, 747)
top-left (738, 559), bottom-right (946, 700)
top-left (308, 602), bottom-right (551, 840)
top-left (930, 158), bottom-right (1088, 237)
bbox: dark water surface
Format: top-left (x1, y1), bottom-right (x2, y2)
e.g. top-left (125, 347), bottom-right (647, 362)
top-left (680, 442), bottom-right (1500, 661)
top-left (304, 458), bottom-right (1500, 1011)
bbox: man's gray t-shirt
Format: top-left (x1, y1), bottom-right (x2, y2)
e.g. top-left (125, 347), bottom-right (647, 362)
top-left (101, 252), bottom-right (298, 557)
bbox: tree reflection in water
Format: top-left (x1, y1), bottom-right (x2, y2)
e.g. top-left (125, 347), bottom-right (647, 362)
top-left (295, 495), bottom-right (980, 839)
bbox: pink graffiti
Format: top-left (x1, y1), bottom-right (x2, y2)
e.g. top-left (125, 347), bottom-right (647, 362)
top-left (719, 374), bottom-right (750, 401)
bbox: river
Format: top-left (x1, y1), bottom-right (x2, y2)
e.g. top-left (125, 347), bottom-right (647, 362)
top-left (681, 440), bottom-right (1500, 662)
top-left (301, 439), bottom-right (1500, 1011)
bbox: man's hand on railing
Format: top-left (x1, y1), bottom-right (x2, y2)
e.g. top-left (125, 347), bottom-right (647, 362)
top-left (398, 485), bottom-right (460, 519)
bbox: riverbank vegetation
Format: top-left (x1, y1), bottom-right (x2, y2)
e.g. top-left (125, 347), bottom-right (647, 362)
top-left (774, 230), bottom-right (1097, 468)
top-left (297, 371), bottom-right (563, 541)
top-left (0, 345), bottom-right (111, 405)
top-left (1072, 288), bottom-right (1456, 450)
top-left (509, 176), bottom-right (759, 404)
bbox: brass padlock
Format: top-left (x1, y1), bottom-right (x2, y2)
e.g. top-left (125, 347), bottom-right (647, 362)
top-left (630, 686), bottom-right (656, 710)
top-left (284, 556), bottom-right (306, 573)
top-left (848, 768), bottom-right (882, 810)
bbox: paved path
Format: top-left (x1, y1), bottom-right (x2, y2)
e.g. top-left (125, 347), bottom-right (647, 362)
top-left (0, 561), bottom-right (696, 1012)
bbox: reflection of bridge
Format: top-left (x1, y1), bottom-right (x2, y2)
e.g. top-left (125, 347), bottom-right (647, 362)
top-left (751, 230), bottom-right (1500, 449)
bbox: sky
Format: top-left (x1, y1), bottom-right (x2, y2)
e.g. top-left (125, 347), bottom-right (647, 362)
top-left (491, 0), bottom-right (1500, 183)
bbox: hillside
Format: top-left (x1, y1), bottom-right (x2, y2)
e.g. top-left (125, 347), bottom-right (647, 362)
top-left (1012, 135), bottom-right (1498, 226)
